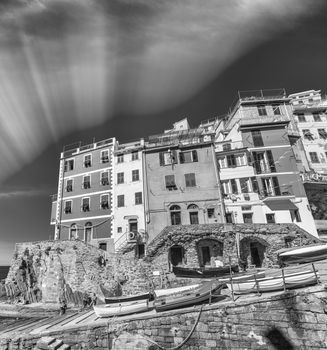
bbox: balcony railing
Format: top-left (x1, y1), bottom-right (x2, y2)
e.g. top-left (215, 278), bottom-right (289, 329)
top-left (239, 114), bottom-right (289, 127)
top-left (260, 185), bottom-right (294, 199)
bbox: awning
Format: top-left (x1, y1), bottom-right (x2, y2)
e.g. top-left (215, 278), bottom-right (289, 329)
top-left (264, 199), bottom-right (298, 211)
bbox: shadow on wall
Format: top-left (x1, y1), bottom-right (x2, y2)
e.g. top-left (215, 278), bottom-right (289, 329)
top-left (265, 327), bottom-right (295, 350)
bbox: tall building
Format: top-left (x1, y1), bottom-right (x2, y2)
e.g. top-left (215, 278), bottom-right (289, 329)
top-left (113, 139), bottom-right (146, 255)
top-left (50, 138), bottom-right (115, 252)
top-left (143, 120), bottom-right (224, 242)
top-left (206, 89), bottom-right (317, 236)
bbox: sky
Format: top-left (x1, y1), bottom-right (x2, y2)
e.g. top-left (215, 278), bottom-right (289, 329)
top-left (1, 0), bottom-right (327, 265)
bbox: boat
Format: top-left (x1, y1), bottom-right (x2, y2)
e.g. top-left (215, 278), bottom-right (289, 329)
top-left (155, 281), bottom-right (226, 312)
top-left (94, 299), bottom-right (152, 318)
top-left (277, 244), bottom-right (327, 266)
top-left (218, 271), bottom-right (265, 283)
top-left (155, 284), bottom-right (200, 298)
top-left (105, 292), bottom-right (154, 304)
top-left (226, 269), bottom-right (319, 295)
top-left (172, 265), bottom-right (239, 278)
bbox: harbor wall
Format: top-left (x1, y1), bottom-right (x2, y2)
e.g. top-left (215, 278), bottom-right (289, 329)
top-left (1, 286), bottom-right (327, 349)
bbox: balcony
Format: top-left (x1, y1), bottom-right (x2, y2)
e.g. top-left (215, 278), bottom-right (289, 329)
top-left (239, 114), bottom-right (290, 127)
top-left (260, 185), bottom-right (294, 200)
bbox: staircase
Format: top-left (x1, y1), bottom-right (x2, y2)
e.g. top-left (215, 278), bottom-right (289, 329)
top-left (114, 232), bottom-right (137, 254)
top-left (34, 336), bottom-right (70, 350)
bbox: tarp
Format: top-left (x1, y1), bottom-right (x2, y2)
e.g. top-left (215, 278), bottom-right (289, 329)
top-left (264, 199), bottom-right (298, 211)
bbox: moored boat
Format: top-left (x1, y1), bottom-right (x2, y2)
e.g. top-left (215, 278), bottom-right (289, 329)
top-left (105, 292), bottom-right (154, 304)
top-left (155, 281), bottom-right (226, 312)
top-left (278, 244), bottom-right (327, 266)
top-left (155, 284), bottom-right (200, 298)
top-left (172, 265), bottom-right (239, 278)
top-left (218, 271), bottom-right (265, 283)
top-left (94, 299), bottom-right (151, 318)
top-left (226, 269), bottom-right (319, 295)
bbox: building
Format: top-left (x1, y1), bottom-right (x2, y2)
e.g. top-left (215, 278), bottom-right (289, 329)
top-left (207, 89), bottom-right (317, 237)
top-left (113, 139), bottom-right (146, 256)
top-left (143, 119), bottom-right (224, 244)
top-left (50, 138), bottom-right (115, 252)
top-left (289, 90), bottom-right (327, 175)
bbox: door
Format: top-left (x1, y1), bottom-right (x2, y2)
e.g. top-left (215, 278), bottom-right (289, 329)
top-left (201, 246), bottom-right (211, 266)
top-left (250, 243), bottom-right (261, 267)
top-left (170, 246), bottom-right (184, 266)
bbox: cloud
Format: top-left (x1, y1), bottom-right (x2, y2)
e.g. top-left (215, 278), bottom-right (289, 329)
top-left (0, 0), bottom-right (325, 183)
top-left (0, 187), bottom-right (51, 199)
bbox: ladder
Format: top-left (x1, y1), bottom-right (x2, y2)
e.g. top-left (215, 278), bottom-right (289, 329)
top-left (54, 158), bottom-right (65, 240)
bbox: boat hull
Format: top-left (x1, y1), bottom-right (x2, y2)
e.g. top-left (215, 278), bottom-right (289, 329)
top-left (278, 244), bottom-right (327, 266)
top-left (94, 300), bottom-right (150, 318)
top-left (173, 265), bottom-right (239, 278)
top-left (105, 292), bottom-right (153, 304)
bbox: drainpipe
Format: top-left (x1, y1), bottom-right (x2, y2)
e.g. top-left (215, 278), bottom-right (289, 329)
top-left (142, 147), bottom-right (150, 252)
top-left (211, 143), bottom-right (226, 223)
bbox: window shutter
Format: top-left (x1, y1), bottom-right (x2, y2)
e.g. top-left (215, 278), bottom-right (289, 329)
top-left (192, 150), bottom-right (198, 162)
top-left (266, 150), bottom-right (276, 172)
top-left (159, 152), bottom-right (164, 166)
top-left (171, 150), bottom-right (177, 164)
top-left (272, 177), bottom-right (281, 196)
top-left (179, 152), bottom-right (185, 163)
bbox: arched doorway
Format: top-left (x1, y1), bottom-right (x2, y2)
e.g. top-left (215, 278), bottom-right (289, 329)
top-left (168, 245), bottom-right (185, 267)
top-left (196, 239), bottom-right (224, 267)
top-left (70, 224), bottom-right (77, 240)
top-left (84, 222), bottom-right (92, 243)
top-left (240, 237), bottom-right (268, 268)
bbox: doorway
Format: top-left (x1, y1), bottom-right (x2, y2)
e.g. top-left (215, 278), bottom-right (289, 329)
top-left (201, 246), bottom-right (211, 266)
top-left (169, 246), bottom-right (184, 266)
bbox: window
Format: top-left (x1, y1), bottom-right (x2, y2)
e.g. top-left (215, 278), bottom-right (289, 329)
top-left (223, 143), bottom-right (231, 151)
top-left (318, 129), bottom-right (327, 139)
top-left (117, 154), bottom-right (124, 163)
top-left (117, 195), bottom-right (124, 207)
top-left (266, 213), bottom-right (275, 224)
top-left (101, 171), bottom-right (109, 186)
top-left (70, 224), bottom-right (77, 240)
top-left (185, 173), bottom-right (196, 187)
top-left (117, 227), bottom-right (122, 233)
top-left (101, 150), bottom-right (110, 163)
top-left (165, 175), bottom-right (177, 190)
top-left (297, 114), bottom-right (306, 122)
top-left (239, 178), bottom-right (249, 193)
top-left (64, 201), bottom-right (72, 214)
top-left (84, 222), bottom-right (92, 242)
top-left (100, 194), bottom-right (109, 209)
top-left (251, 177), bottom-right (259, 193)
top-left (131, 151), bottom-right (139, 161)
top-left (266, 150), bottom-right (276, 173)
top-left (82, 198), bottom-right (90, 212)
top-left (262, 177), bottom-right (281, 197)
top-left (129, 219), bottom-right (138, 233)
top-left (170, 205), bottom-right (181, 225)
top-left (117, 172), bottom-right (124, 184)
top-left (309, 152), bottom-right (320, 163)
top-left (225, 213), bottom-right (233, 223)
top-left (82, 175), bottom-right (91, 189)
top-left (84, 154), bottom-right (92, 168)
top-left (64, 159), bottom-right (74, 172)
top-left (243, 213), bottom-right (253, 223)
top-left (273, 105), bottom-right (281, 115)
top-left (236, 154), bottom-right (245, 166)
top-left (207, 208), bottom-right (215, 218)
top-left (135, 192), bottom-right (143, 205)
top-left (189, 211), bottom-right (199, 224)
top-left (226, 154), bottom-right (236, 167)
top-left (251, 130), bottom-right (264, 147)
top-left (159, 150), bottom-right (177, 166)
top-left (257, 106), bottom-right (267, 116)
top-left (179, 150), bottom-right (198, 163)
top-left (313, 113), bottom-right (322, 122)
top-left (66, 179), bottom-right (73, 192)
top-left (303, 129), bottom-right (314, 140)
top-left (132, 169), bottom-right (139, 182)
top-left (230, 179), bottom-right (238, 194)
top-left (135, 244), bottom-right (145, 259)
top-left (290, 209), bottom-right (301, 222)
top-left (99, 243), bottom-right (107, 251)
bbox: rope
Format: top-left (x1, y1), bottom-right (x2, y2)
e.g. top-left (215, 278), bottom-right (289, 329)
top-left (141, 305), bottom-right (204, 350)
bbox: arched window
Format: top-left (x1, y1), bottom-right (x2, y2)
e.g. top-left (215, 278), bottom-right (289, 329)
top-left (84, 222), bottom-right (92, 243)
top-left (170, 205), bottom-right (181, 225)
top-left (187, 204), bottom-right (199, 224)
top-left (70, 224), bottom-right (77, 240)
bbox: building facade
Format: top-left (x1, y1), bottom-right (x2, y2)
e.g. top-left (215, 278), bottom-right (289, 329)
top-left (50, 138), bottom-right (115, 252)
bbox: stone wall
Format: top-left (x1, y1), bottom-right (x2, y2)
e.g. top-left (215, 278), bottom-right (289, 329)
top-left (1, 285), bottom-right (327, 349)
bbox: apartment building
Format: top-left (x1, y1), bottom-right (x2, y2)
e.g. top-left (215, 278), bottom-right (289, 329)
top-left (113, 139), bottom-right (146, 255)
top-left (143, 120), bottom-right (224, 242)
top-left (289, 90), bottom-right (327, 175)
top-left (50, 138), bottom-right (115, 251)
top-left (209, 90), bottom-right (317, 237)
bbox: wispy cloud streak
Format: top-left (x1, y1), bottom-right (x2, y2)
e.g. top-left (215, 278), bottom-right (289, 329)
top-left (0, 187), bottom-right (51, 199)
top-left (0, 0), bottom-right (324, 182)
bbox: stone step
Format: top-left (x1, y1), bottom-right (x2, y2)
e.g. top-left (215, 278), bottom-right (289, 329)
top-left (37, 337), bottom-right (56, 350)
top-left (48, 339), bottom-right (64, 350)
top-left (57, 344), bottom-right (71, 350)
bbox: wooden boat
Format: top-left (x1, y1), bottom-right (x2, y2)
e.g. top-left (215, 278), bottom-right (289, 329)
top-left (105, 292), bottom-right (154, 304)
top-left (278, 244), bottom-right (327, 266)
top-left (155, 284), bottom-right (200, 298)
top-left (94, 299), bottom-right (151, 318)
top-left (155, 281), bottom-right (226, 312)
top-left (172, 265), bottom-right (239, 278)
top-left (218, 271), bottom-right (265, 283)
top-left (226, 269), bottom-right (319, 295)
